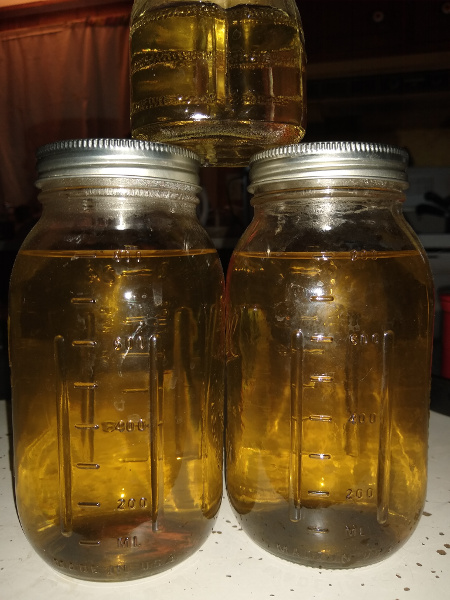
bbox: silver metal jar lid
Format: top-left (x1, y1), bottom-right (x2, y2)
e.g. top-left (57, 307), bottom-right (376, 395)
top-left (35, 138), bottom-right (201, 187)
top-left (248, 141), bottom-right (409, 192)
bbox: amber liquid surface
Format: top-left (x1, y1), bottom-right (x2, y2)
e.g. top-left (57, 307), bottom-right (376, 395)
top-left (130, 2), bottom-right (306, 165)
top-left (10, 249), bottom-right (224, 581)
top-left (226, 250), bottom-right (432, 568)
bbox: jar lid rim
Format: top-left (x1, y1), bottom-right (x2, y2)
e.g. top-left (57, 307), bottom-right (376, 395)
top-left (35, 138), bottom-right (201, 186)
top-left (250, 141), bottom-right (409, 164)
top-left (249, 141), bottom-right (409, 191)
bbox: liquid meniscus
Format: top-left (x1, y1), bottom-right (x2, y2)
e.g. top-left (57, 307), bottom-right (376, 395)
top-left (130, 2), bottom-right (306, 166)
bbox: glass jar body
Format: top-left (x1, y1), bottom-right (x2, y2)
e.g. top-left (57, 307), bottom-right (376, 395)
top-left (129, 0), bottom-right (306, 166)
top-left (225, 187), bottom-right (434, 568)
top-left (9, 180), bottom-right (225, 581)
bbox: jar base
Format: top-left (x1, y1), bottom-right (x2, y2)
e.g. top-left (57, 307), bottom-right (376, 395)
top-left (25, 507), bottom-right (220, 582)
top-left (230, 503), bottom-right (418, 569)
top-left (132, 120), bottom-right (305, 167)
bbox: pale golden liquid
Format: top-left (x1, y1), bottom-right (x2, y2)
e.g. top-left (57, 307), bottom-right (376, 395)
top-left (226, 250), bottom-right (433, 568)
top-left (130, 2), bottom-right (306, 165)
top-left (10, 249), bottom-right (224, 581)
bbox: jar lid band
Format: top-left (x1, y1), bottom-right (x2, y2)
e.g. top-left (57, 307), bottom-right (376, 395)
top-left (249, 141), bottom-right (409, 192)
top-left (35, 138), bottom-right (201, 186)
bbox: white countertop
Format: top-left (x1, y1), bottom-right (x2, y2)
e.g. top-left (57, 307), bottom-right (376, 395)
top-left (0, 399), bottom-right (449, 599)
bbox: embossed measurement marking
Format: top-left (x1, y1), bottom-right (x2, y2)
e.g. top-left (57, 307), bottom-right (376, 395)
top-left (79, 540), bottom-right (101, 546)
top-left (308, 414), bottom-right (333, 422)
top-left (71, 297), bottom-right (96, 304)
top-left (309, 453), bottom-right (331, 460)
top-left (76, 463), bottom-right (100, 469)
top-left (310, 374), bottom-right (334, 383)
top-left (310, 335), bottom-right (333, 343)
top-left (310, 295), bottom-right (334, 302)
top-left (124, 316), bottom-right (146, 324)
top-left (305, 348), bottom-right (325, 356)
top-left (78, 501), bottom-right (101, 507)
top-left (72, 340), bottom-right (97, 347)
top-left (308, 490), bottom-right (330, 497)
top-left (73, 382), bottom-right (98, 389)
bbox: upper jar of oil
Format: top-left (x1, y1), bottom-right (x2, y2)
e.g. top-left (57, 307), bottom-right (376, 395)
top-left (129, 0), bottom-right (306, 166)
top-left (225, 141), bottom-right (434, 568)
top-left (9, 139), bottom-right (225, 581)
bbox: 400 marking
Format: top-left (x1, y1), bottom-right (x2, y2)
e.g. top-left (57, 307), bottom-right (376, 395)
top-left (101, 419), bottom-right (148, 433)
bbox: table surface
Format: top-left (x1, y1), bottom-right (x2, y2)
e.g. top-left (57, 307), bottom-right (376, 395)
top-left (0, 399), bottom-right (449, 600)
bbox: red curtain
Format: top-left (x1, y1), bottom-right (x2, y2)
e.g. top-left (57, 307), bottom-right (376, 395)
top-left (0, 11), bottom-right (130, 213)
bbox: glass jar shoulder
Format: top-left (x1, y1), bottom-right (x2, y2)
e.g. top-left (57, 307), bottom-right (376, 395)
top-left (237, 191), bottom-right (427, 256)
top-left (228, 191), bottom-right (434, 301)
top-left (18, 195), bottom-right (216, 255)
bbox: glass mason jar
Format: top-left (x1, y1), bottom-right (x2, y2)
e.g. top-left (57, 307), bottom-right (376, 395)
top-left (9, 139), bottom-right (225, 581)
top-left (129, 0), bottom-right (306, 166)
top-left (225, 141), bottom-right (434, 568)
